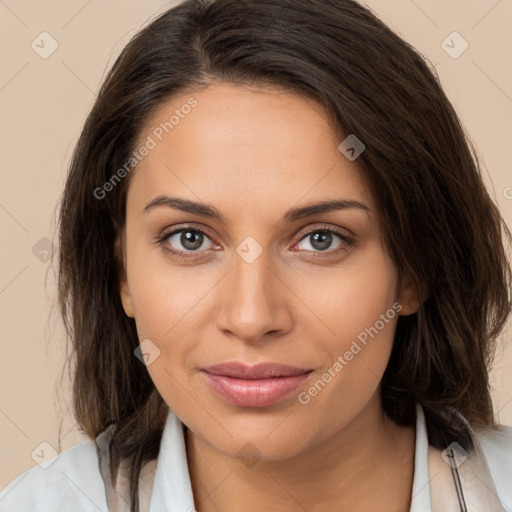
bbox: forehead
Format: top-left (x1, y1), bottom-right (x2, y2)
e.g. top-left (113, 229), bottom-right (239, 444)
top-left (127, 82), bottom-right (372, 216)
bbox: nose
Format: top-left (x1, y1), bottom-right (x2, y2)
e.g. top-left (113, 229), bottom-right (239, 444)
top-left (215, 249), bottom-right (293, 343)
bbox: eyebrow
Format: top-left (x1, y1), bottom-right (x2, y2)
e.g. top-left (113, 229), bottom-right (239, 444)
top-left (143, 195), bottom-right (371, 223)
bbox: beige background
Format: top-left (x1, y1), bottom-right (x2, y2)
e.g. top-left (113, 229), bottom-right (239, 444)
top-left (1, 0), bottom-right (511, 489)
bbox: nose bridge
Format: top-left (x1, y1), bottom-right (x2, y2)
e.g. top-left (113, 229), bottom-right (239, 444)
top-left (235, 248), bottom-right (271, 300)
top-left (216, 243), bottom-right (289, 340)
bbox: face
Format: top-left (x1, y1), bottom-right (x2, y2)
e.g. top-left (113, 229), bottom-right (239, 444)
top-left (118, 82), bottom-right (417, 461)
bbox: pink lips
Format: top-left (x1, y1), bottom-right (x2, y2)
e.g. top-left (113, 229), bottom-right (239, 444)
top-left (200, 362), bottom-right (313, 408)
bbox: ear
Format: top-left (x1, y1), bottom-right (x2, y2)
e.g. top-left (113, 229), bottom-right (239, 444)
top-left (115, 234), bottom-right (134, 318)
top-left (397, 274), bottom-right (427, 316)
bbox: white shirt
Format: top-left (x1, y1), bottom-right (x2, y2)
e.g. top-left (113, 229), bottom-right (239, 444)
top-left (1, 403), bottom-right (511, 511)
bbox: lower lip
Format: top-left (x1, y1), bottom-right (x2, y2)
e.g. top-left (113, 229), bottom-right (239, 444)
top-left (201, 371), bottom-right (312, 408)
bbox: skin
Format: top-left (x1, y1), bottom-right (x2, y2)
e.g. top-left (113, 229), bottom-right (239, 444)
top-left (118, 81), bottom-right (421, 511)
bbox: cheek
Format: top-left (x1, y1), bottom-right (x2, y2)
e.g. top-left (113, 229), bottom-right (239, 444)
top-left (292, 243), bottom-right (398, 343)
top-left (125, 246), bottom-right (224, 410)
top-left (126, 236), bottom-right (218, 339)
top-left (292, 249), bottom-right (399, 413)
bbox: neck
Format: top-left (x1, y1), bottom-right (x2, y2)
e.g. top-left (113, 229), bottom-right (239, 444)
top-left (185, 394), bottom-right (416, 512)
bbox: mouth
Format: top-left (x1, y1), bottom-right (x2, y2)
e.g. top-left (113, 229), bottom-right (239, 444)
top-left (200, 362), bottom-right (314, 408)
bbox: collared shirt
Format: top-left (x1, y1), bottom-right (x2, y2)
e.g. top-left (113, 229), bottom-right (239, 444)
top-left (1, 403), bottom-right (511, 511)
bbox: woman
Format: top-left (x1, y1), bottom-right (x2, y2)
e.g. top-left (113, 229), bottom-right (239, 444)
top-left (1, 0), bottom-right (511, 511)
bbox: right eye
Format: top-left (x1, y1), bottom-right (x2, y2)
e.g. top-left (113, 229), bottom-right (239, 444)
top-left (156, 226), bottom-right (220, 259)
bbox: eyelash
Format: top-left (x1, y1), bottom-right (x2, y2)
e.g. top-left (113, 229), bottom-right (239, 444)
top-left (155, 224), bottom-right (354, 260)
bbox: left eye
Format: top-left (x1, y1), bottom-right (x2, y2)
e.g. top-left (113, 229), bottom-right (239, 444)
top-left (295, 229), bottom-right (348, 252)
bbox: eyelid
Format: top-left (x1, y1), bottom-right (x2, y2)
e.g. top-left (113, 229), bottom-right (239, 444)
top-left (296, 223), bottom-right (353, 240)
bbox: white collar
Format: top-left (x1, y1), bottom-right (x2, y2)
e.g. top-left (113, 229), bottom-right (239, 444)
top-left (149, 403), bottom-right (432, 511)
top-left (409, 402), bottom-right (432, 511)
top-left (149, 408), bottom-right (195, 511)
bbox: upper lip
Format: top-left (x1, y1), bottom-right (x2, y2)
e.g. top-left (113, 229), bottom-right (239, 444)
top-left (201, 362), bottom-right (313, 380)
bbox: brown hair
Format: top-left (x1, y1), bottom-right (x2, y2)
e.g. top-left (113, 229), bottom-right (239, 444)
top-left (56, 0), bottom-right (511, 510)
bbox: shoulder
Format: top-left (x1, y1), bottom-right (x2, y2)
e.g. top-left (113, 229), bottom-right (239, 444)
top-left (0, 440), bottom-right (108, 512)
top-left (475, 423), bottom-right (512, 510)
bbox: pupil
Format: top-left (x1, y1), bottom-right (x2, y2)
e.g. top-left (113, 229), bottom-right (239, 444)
top-left (181, 231), bottom-right (203, 250)
top-left (311, 232), bottom-right (331, 251)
